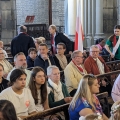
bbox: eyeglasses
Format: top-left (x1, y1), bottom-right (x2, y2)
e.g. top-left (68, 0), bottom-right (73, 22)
top-left (75, 56), bottom-right (84, 58)
top-left (56, 48), bottom-right (63, 50)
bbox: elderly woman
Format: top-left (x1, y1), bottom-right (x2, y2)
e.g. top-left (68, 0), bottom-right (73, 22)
top-left (69, 74), bottom-right (108, 120)
top-left (0, 48), bottom-right (13, 78)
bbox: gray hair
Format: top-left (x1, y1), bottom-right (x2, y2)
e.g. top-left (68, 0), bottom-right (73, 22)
top-left (14, 52), bottom-right (25, 62)
top-left (71, 50), bottom-right (82, 59)
top-left (47, 65), bottom-right (59, 75)
top-left (90, 45), bottom-right (99, 51)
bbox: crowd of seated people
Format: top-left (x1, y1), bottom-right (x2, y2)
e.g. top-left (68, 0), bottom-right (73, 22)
top-left (1, 24), bottom-right (120, 120)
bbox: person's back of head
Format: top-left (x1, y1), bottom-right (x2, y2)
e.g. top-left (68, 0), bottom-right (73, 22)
top-left (18, 25), bottom-right (27, 34)
top-left (0, 100), bottom-right (18, 120)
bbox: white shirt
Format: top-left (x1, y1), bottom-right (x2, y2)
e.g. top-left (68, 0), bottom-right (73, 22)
top-left (0, 87), bottom-right (36, 116)
top-left (7, 67), bottom-right (31, 86)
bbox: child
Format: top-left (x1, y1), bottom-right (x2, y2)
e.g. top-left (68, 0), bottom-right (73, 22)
top-left (27, 47), bottom-right (37, 68)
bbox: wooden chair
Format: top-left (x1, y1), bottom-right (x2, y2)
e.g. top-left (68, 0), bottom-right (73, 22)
top-left (97, 92), bottom-right (111, 117)
top-left (23, 103), bottom-right (69, 120)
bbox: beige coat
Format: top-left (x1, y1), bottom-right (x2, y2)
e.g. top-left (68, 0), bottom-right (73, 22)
top-left (64, 61), bottom-right (87, 93)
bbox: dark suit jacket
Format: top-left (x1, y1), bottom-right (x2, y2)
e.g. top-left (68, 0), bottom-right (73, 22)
top-left (34, 55), bottom-right (55, 73)
top-left (51, 32), bottom-right (73, 54)
top-left (27, 56), bottom-right (34, 68)
top-left (84, 56), bottom-right (110, 75)
top-left (11, 33), bottom-right (35, 57)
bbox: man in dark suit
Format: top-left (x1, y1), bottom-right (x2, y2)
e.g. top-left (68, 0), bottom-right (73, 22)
top-left (11, 25), bottom-right (35, 57)
top-left (34, 43), bottom-right (55, 74)
top-left (49, 24), bottom-right (73, 54)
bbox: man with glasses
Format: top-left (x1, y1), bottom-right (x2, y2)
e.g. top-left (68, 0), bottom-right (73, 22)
top-left (84, 45), bottom-right (111, 95)
top-left (64, 50), bottom-right (87, 96)
top-left (84, 45), bottom-right (109, 75)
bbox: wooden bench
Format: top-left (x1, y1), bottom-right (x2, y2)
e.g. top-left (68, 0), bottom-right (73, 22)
top-left (106, 60), bottom-right (120, 71)
top-left (23, 103), bottom-right (69, 120)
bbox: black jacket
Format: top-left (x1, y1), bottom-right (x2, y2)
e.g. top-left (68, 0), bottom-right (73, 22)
top-left (34, 55), bottom-right (55, 73)
top-left (11, 33), bottom-right (35, 57)
top-left (27, 56), bottom-right (34, 68)
top-left (51, 32), bottom-right (74, 54)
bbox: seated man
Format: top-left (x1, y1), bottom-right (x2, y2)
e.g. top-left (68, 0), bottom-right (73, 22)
top-left (34, 43), bottom-right (55, 73)
top-left (7, 52), bottom-right (31, 86)
top-left (84, 45), bottom-right (111, 95)
top-left (112, 74), bottom-right (120, 102)
top-left (53, 42), bottom-right (70, 71)
top-left (27, 47), bottom-right (37, 68)
top-left (64, 50), bottom-right (87, 97)
top-left (47, 65), bottom-right (72, 108)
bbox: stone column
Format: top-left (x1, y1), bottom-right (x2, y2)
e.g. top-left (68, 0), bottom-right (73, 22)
top-left (117, 0), bottom-right (120, 24)
top-left (86, 0), bottom-right (92, 47)
top-left (0, 0), bottom-right (16, 44)
top-left (94, 0), bottom-right (104, 40)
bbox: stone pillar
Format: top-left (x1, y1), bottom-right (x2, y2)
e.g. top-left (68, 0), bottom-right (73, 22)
top-left (86, 0), bottom-right (92, 47)
top-left (94, 0), bottom-right (104, 40)
top-left (0, 0), bottom-right (16, 44)
top-left (117, 0), bottom-right (120, 24)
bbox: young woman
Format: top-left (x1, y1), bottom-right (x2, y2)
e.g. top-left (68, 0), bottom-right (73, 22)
top-left (69, 74), bottom-right (108, 120)
top-left (0, 69), bottom-right (36, 119)
top-left (105, 25), bottom-right (120, 60)
top-left (29, 66), bottom-right (49, 112)
top-left (0, 100), bottom-right (18, 120)
top-left (110, 101), bottom-right (120, 120)
top-left (0, 63), bottom-right (9, 92)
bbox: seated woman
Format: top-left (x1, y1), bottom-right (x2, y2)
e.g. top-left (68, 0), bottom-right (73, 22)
top-left (69, 74), bottom-right (108, 120)
top-left (0, 100), bottom-right (18, 120)
top-left (47, 65), bottom-right (72, 108)
top-left (0, 48), bottom-right (13, 78)
top-left (53, 43), bottom-right (69, 71)
top-left (0, 69), bottom-right (36, 119)
top-left (29, 66), bottom-right (49, 112)
top-left (110, 101), bottom-right (120, 120)
top-left (0, 64), bottom-right (9, 92)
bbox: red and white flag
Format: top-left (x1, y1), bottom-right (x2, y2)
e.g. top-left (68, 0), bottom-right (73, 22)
top-left (74, 0), bottom-right (84, 52)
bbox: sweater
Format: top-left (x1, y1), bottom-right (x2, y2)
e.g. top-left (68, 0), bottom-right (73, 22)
top-left (48, 82), bottom-right (70, 108)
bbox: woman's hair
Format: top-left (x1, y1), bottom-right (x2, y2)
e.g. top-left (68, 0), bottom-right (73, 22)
top-left (85, 113), bottom-right (102, 120)
top-left (95, 38), bottom-right (104, 45)
top-left (114, 25), bottom-right (120, 30)
top-left (0, 63), bottom-right (4, 70)
top-left (0, 100), bottom-right (18, 120)
top-left (29, 66), bottom-right (47, 104)
top-left (69, 74), bottom-right (97, 111)
top-left (9, 69), bottom-right (27, 86)
top-left (34, 37), bottom-right (46, 45)
top-left (110, 101), bottom-right (120, 120)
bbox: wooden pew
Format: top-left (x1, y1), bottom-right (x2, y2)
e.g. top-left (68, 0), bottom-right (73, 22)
top-left (23, 103), bottom-right (69, 120)
top-left (106, 60), bottom-right (120, 71)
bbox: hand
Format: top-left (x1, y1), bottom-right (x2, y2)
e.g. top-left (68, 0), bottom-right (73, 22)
top-left (64, 97), bottom-right (73, 103)
top-left (41, 54), bottom-right (48, 60)
top-left (110, 53), bottom-right (114, 58)
top-left (69, 51), bottom-right (72, 54)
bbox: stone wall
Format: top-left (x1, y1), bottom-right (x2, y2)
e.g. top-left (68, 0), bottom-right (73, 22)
top-left (0, 0), bottom-right (16, 43)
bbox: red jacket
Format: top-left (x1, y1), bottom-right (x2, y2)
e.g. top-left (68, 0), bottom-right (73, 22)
top-left (84, 56), bottom-right (110, 75)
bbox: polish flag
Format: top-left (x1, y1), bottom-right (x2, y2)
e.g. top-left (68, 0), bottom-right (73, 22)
top-left (74, 0), bottom-right (84, 52)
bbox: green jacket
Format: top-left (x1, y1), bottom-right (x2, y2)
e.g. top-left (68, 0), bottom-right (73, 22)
top-left (48, 82), bottom-right (70, 108)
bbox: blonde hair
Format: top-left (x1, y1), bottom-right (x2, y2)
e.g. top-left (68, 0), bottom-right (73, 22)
top-left (34, 37), bottom-right (46, 45)
top-left (85, 113), bottom-right (103, 120)
top-left (49, 24), bottom-right (57, 31)
top-left (69, 74), bottom-right (97, 112)
top-left (110, 101), bottom-right (120, 120)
